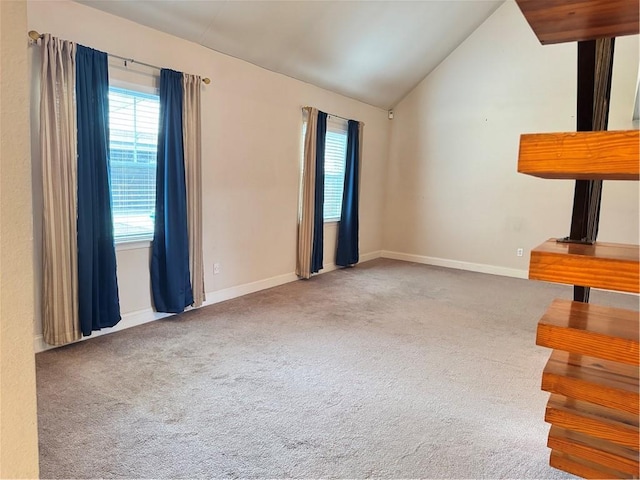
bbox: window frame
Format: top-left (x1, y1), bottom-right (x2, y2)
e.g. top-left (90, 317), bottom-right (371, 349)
top-left (108, 80), bottom-right (160, 246)
top-left (301, 114), bottom-right (348, 224)
top-left (323, 117), bottom-right (348, 223)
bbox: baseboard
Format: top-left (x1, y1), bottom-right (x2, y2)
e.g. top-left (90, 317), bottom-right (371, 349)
top-left (34, 309), bottom-right (173, 353)
top-left (358, 250), bottom-right (383, 263)
top-left (380, 250), bottom-right (528, 279)
top-left (202, 271), bottom-right (299, 306)
top-left (320, 250), bottom-right (382, 273)
top-left (203, 251), bottom-right (381, 304)
top-left (34, 251), bottom-right (383, 353)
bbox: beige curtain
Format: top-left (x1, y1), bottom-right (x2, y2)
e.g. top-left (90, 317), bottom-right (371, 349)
top-left (40, 34), bottom-right (81, 345)
top-left (296, 107), bottom-right (318, 279)
top-left (182, 74), bottom-right (205, 307)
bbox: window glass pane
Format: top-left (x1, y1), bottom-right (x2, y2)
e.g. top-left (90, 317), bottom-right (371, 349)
top-left (109, 87), bottom-right (160, 242)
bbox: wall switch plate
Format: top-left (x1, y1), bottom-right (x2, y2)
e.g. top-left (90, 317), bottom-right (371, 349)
top-left (213, 263), bottom-right (221, 274)
top-left (516, 248), bottom-right (524, 257)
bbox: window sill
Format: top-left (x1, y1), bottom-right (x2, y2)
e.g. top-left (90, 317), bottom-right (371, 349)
top-left (115, 238), bottom-right (152, 251)
top-left (324, 218), bottom-right (340, 225)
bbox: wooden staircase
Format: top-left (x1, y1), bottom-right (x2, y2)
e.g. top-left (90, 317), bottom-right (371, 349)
top-left (515, 1), bottom-right (639, 478)
top-left (522, 173), bottom-right (640, 479)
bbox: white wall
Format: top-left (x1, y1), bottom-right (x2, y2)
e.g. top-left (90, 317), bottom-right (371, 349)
top-left (28, 0), bottom-right (389, 347)
top-left (0, 0), bottom-right (40, 476)
top-left (383, 1), bottom-right (639, 275)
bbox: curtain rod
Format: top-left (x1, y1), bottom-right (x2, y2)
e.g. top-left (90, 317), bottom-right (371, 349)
top-left (302, 106), bottom-right (360, 125)
top-left (28, 30), bottom-right (211, 85)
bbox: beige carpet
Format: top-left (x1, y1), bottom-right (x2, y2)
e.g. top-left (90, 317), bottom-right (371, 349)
top-left (36, 258), bottom-right (638, 479)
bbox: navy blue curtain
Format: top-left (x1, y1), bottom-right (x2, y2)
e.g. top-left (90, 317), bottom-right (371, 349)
top-left (336, 120), bottom-right (360, 267)
top-left (151, 69), bottom-right (193, 313)
top-left (76, 45), bottom-right (121, 335)
top-left (310, 111), bottom-right (327, 274)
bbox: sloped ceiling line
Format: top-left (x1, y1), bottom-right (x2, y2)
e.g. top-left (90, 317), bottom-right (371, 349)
top-left (76, 0), bottom-right (504, 109)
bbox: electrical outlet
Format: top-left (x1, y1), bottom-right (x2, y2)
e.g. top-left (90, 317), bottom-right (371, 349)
top-left (516, 248), bottom-right (524, 257)
top-left (213, 263), bottom-right (221, 274)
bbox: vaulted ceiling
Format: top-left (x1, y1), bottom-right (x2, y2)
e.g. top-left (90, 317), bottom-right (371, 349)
top-left (76, 0), bottom-right (503, 109)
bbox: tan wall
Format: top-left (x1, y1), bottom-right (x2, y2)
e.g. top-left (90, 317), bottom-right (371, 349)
top-left (384, 1), bottom-right (639, 272)
top-left (27, 1), bottom-right (390, 340)
top-left (0, 0), bottom-right (40, 477)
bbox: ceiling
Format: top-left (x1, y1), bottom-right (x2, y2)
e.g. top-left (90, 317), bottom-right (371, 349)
top-left (76, 0), bottom-right (504, 109)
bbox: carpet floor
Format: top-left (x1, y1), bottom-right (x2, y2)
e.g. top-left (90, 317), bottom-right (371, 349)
top-left (36, 258), bottom-right (638, 479)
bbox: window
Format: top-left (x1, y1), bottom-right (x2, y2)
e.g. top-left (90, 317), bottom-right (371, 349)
top-left (323, 121), bottom-right (348, 221)
top-left (301, 116), bottom-right (348, 221)
top-left (108, 86), bottom-right (160, 242)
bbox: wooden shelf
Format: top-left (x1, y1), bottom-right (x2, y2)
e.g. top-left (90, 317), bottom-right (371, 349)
top-left (529, 239), bottom-right (640, 294)
top-left (518, 130), bottom-right (640, 180)
top-left (545, 394), bottom-right (639, 448)
top-left (515, 0), bottom-right (640, 45)
top-left (536, 299), bottom-right (639, 365)
top-left (548, 426), bottom-right (639, 476)
top-left (542, 351), bottom-right (639, 415)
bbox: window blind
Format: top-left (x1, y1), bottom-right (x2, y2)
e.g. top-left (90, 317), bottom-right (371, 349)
top-left (108, 86), bottom-right (160, 242)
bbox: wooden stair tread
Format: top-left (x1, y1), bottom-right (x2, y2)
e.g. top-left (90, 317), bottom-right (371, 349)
top-left (542, 351), bottom-right (639, 415)
top-left (537, 299), bottom-right (639, 365)
top-left (529, 239), bottom-right (640, 294)
top-left (518, 130), bottom-right (640, 180)
top-left (550, 351), bottom-right (640, 384)
top-left (548, 426), bottom-right (639, 475)
top-left (549, 451), bottom-right (632, 479)
top-left (545, 394), bottom-right (639, 448)
top-left (548, 393), bottom-right (638, 429)
top-left (515, 0), bottom-right (640, 45)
